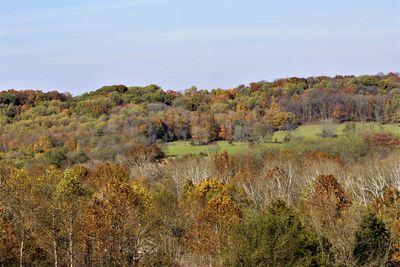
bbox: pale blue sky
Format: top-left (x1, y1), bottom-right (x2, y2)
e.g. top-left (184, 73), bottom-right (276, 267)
top-left (0, 0), bottom-right (399, 95)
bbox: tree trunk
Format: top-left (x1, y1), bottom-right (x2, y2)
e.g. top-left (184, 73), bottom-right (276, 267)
top-left (53, 239), bottom-right (58, 267)
top-left (52, 212), bottom-right (58, 267)
top-left (69, 220), bottom-right (73, 267)
top-left (19, 239), bottom-right (24, 267)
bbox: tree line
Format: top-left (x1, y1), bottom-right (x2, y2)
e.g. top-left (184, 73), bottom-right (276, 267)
top-left (0, 73), bottom-right (399, 167)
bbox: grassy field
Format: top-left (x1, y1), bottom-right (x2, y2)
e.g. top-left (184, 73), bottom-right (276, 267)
top-left (273, 122), bottom-right (400, 142)
top-left (161, 122), bottom-right (400, 157)
top-left (162, 140), bottom-right (255, 156)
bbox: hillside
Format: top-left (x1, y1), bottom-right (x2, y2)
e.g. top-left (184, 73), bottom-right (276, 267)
top-left (1, 73), bottom-right (399, 167)
top-left (1, 74), bottom-right (400, 266)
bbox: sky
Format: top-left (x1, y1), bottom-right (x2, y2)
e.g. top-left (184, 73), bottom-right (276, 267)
top-left (0, 0), bottom-right (399, 95)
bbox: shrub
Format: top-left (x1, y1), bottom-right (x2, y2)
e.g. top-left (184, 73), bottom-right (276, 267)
top-left (321, 125), bottom-right (337, 138)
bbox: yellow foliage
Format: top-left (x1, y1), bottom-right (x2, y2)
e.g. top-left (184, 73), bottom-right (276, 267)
top-left (265, 103), bottom-right (296, 130)
top-left (194, 178), bottom-right (224, 200)
top-left (200, 195), bottom-right (241, 223)
top-left (131, 181), bottom-right (153, 210)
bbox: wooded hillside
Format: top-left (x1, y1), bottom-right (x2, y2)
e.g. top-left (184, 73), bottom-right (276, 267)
top-left (0, 74), bottom-right (400, 266)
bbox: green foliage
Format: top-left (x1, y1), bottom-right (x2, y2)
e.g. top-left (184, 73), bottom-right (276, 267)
top-left (224, 200), bottom-right (325, 266)
top-left (96, 85), bottom-right (128, 95)
top-left (129, 84), bottom-right (175, 105)
top-left (350, 75), bottom-right (380, 87)
top-left (56, 167), bottom-right (90, 200)
top-left (353, 212), bottom-right (391, 265)
top-left (5, 105), bottom-right (17, 118)
top-left (95, 127), bottom-right (104, 137)
top-left (67, 150), bottom-right (89, 164)
top-left (75, 97), bottom-right (113, 117)
top-left (41, 148), bottom-right (68, 167)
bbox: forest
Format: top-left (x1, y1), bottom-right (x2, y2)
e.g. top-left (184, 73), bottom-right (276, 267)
top-left (1, 73), bottom-right (400, 266)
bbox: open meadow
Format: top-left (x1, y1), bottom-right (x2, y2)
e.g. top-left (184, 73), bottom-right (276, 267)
top-left (162, 122), bottom-right (400, 157)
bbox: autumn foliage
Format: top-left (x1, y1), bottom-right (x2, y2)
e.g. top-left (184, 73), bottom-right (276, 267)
top-left (0, 73), bottom-right (399, 265)
top-left (310, 174), bottom-right (351, 225)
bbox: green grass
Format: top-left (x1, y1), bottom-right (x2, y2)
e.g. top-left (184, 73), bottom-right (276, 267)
top-left (381, 123), bottom-right (400, 135)
top-left (161, 122), bottom-right (400, 157)
top-left (272, 124), bottom-right (325, 142)
top-left (273, 122), bottom-right (400, 142)
top-left (161, 140), bottom-right (280, 157)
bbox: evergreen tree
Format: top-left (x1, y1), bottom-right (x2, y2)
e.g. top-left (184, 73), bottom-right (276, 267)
top-left (353, 212), bottom-right (390, 266)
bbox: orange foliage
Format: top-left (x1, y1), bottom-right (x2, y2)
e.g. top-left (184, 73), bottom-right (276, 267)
top-left (218, 125), bottom-right (227, 140)
top-left (372, 187), bottom-right (400, 211)
top-left (264, 102), bottom-right (296, 130)
top-left (187, 194), bottom-right (241, 258)
top-left (310, 174), bottom-right (351, 225)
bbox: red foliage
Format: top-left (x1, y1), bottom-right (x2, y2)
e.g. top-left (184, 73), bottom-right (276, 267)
top-left (367, 133), bottom-right (400, 149)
